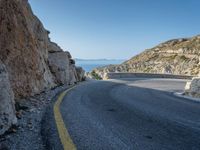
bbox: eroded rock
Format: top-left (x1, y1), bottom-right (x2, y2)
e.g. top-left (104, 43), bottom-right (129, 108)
top-left (0, 0), bottom-right (55, 99)
top-left (48, 51), bottom-right (71, 85)
top-left (48, 42), bottom-right (63, 53)
top-left (69, 61), bottom-right (78, 84)
top-left (0, 0), bottom-right (85, 135)
top-left (76, 67), bottom-right (85, 81)
top-left (0, 0), bottom-right (84, 99)
top-left (0, 62), bottom-right (17, 135)
top-left (185, 77), bottom-right (200, 97)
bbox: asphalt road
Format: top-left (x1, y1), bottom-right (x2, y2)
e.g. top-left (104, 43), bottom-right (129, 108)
top-left (59, 78), bottom-right (200, 150)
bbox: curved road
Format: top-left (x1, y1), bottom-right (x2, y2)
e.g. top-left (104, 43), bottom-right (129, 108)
top-left (58, 78), bottom-right (200, 150)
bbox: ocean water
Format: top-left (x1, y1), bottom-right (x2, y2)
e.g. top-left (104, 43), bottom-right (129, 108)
top-left (76, 60), bottom-right (125, 72)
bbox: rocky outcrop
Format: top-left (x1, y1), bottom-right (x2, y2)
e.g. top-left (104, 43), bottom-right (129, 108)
top-left (185, 77), bottom-right (200, 98)
top-left (69, 60), bottom-right (78, 84)
top-left (48, 42), bottom-right (63, 53)
top-left (0, 62), bottom-right (17, 135)
top-left (76, 67), bottom-right (86, 81)
top-left (0, 0), bottom-right (84, 135)
top-left (0, 0), bottom-right (84, 98)
top-left (48, 50), bottom-right (71, 85)
top-left (48, 41), bottom-right (82, 85)
top-left (91, 35), bottom-right (200, 78)
top-left (0, 0), bottom-right (55, 99)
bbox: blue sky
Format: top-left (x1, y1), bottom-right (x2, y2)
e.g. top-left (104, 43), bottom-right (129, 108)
top-left (29, 0), bottom-right (200, 59)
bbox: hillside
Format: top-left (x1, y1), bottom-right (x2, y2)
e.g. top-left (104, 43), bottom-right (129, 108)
top-left (91, 35), bottom-right (200, 79)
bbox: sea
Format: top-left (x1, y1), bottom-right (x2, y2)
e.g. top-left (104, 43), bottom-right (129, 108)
top-left (76, 59), bottom-right (125, 72)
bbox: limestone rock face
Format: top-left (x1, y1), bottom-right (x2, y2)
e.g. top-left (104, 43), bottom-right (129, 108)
top-left (0, 0), bottom-right (85, 135)
top-left (48, 51), bottom-right (71, 85)
top-left (48, 42), bottom-right (63, 53)
top-left (48, 41), bottom-right (81, 85)
top-left (0, 0), bottom-right (85, 99)
top-left (185, 77), bottom-right (200, 97)
top-left (91, 35), bottom-right (200, 78)
top-left (76, 67), bottom-right (85, 81)
top-left (0, 0), bottom-right (55, 99)
top-left (69, 60), bottom-right (78, 84)
top-left (0, 62), bottom-right (17, 135)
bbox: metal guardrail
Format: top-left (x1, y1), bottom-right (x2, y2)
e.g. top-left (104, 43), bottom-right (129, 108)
top-left (104, 73), bottom-right (194, 80)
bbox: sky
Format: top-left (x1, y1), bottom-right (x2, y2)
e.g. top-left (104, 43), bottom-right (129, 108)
top-left (29, 0), bottom-right (200, 59)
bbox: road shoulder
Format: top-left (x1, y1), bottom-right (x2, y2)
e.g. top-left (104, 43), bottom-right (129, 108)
top-left (173, 92), bottom-right (200, 103)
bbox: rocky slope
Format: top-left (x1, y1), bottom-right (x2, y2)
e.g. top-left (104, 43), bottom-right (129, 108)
top-left (0, 0), bottom-right (84, 135)
top-left (92, 35), bottom-right (200, 79)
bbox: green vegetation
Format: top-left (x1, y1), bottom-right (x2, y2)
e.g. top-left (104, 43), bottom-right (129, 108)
top-left (169, 54), bottom-right (177, 60)
top-left (143, 67), bottom-right (152, 72)
top-left (180, 55), bottom-right (188, 60)
top-left (91, 71), bottom-right (102, 80)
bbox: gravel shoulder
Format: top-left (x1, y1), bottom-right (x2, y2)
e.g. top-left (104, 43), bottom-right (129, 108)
top-left (0, 84), bottom-right (77, 150)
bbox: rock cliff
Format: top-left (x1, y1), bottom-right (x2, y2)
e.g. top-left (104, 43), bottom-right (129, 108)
top-left (0, 0), bottom-right (55, 98)
top-left (0, 0), bottom-right (84, 134)
top-left (48, 42), bottom-right (81, 85)
top-left (0, 62), bottom-right (17, 135)
top-left (91, 35), bottom-right (200, 78)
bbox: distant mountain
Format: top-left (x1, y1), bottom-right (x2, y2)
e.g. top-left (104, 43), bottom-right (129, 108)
top-left (91, 35), bottom-right (200, 78)
top-left (75, 58), bottom-right (126, 61)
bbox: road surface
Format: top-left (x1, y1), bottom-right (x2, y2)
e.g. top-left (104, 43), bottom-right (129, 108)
top-left (46, 78), bottom-right (200, 150)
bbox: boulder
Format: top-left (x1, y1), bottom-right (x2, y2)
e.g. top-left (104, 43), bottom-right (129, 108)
top-left (185, 77), bottom-right (200, 97)
top-left (48, 42), bottom-right (63, 53)
top-left (184, 81), bottom-right (191, 92)
top-left (48, 51), bottom-right (71, 85)
top-left (69, 62), bottom-right (78, 84)
top-left (76, 67), bottom-right (85, 81)
top-left (0, 62), bottom-right (17, 135)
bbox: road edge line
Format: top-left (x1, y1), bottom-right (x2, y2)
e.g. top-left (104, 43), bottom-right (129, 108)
top-left (173, 92), bottom-right (200, 103)
top-left (54, 87), bottom-right (76, 150)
